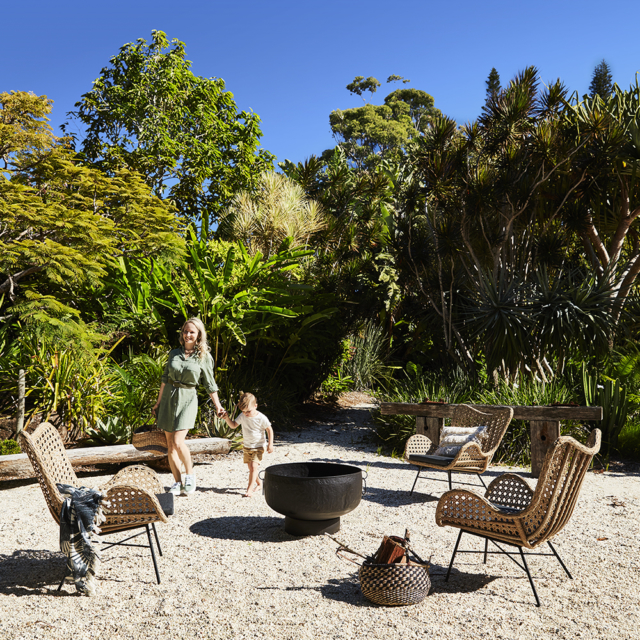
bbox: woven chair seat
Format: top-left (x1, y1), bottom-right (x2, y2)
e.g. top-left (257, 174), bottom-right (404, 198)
top-left (408, 454), bottom-right (454, 467)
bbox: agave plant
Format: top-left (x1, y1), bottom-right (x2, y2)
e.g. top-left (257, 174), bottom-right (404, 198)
top-left (83, 416), bottom-right (131, 446)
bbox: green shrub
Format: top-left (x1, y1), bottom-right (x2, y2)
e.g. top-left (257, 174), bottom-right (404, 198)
top-left (340, 322), bottom-right (393, 390)
top-left (618, 419), bottom-right (640, 459)
top-left (0, 439), bottom-right (21, 455)
top-left (83, 417), bottom-right (131, 446)
top-left (372, 366), bottom-right (472, 452)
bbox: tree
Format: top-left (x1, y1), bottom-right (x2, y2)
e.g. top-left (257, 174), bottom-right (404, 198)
top-left (485, 68), bottom-right (501, 103)
top-left (0, 91), bottom-right (183, 332)
top-left (401, 68), bottom-right (615, 377)
top-left (219, 172), bottom-right (326, 258)
top-left (328, 76), bottom-right (440, 169)
top-left (588, 59), bottom-right (613, 98)
top-left (66, 31), bottom-right (274, 236)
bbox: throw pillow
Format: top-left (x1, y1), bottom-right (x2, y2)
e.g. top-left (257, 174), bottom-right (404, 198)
top-left (434, 425), bottom-right (487, 457)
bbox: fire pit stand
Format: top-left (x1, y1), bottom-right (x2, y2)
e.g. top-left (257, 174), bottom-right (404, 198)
top-left (262, 462), bottom-right (364, 536)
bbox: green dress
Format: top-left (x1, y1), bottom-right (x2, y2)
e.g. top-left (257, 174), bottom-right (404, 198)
top-left (157, 349), bottom-right (218, 433)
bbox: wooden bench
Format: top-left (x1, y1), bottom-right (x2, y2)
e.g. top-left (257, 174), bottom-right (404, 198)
top-left (380, 403), bottom-right (602, 477)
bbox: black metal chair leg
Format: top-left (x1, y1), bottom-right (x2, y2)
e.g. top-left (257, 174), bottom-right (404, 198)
top-left (57, 567), bottom-right (69, 591)
top-left (448, 470), bottom-right (452, 491)
top-left (483, 538), bottom-right (489, 564)
top-left (446, 529), bottom-right (464, 581)
top-left (145, 524), bottom-right (161, 584)
top-left (478, 474), bottom-right (487, 488)
top-left (410, 468), bottom-right (421, 495)
top-left (152, 523), bottom-right (163, 556)
top-left (548, 541), bottom-right (573, 579)
top-left (519, 547), bottom-right (541, 607)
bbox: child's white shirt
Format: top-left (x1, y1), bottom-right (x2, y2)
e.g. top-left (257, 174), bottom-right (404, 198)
top-left (236, 411), bottom-right (271, 449)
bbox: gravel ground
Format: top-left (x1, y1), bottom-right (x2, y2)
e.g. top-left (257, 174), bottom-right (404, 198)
top-left (1, 404), bottom-right (639, 640)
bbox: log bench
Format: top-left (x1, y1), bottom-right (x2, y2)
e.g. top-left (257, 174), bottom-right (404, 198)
top-left (0, 437), bottom-right (230, 479)
top-left (380, 403), bottom-right (603, 477)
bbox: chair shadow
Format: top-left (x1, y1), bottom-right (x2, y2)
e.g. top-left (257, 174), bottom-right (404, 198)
top-left (0, 549), bottom-right (70, 596)
top-left (361, 485), bottom-right (439, 506)
top-left (190, 516), bottom-right (295, 542)
top-left (429, 562), bottom-right (498, 594)
top-left (191, 486), bottom-right (246, 496)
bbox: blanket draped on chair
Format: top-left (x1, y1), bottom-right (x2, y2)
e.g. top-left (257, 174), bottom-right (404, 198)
top-left (57, 484), bottom-right (107, 596)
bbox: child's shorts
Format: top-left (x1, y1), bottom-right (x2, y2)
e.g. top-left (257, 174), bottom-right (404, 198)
top-left (243, 447), bottom-right (264, 463)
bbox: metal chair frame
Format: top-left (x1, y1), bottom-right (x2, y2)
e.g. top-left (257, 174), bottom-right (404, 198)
top-left (445, 529), bottom-right (572, 607)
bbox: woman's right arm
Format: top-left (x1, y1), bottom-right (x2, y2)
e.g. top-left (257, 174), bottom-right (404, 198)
top-left (152, 382), bottom-right (166, 416)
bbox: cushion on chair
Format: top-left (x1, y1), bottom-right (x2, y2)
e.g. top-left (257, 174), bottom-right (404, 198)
top-left (156, 492), bottom-right (175, 516)
top-left (408, 454), bottom-right (455, 467)
top-left (434, 425), bottom-right (487, 457)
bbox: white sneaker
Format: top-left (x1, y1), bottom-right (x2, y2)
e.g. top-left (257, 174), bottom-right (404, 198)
top-left (183, 474), bottom-right (196, 495)
top-left (168, 481), bottom-right (182, 495)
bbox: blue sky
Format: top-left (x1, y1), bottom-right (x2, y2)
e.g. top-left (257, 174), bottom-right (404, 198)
top-left (3, 1), bottom-right (639, 165)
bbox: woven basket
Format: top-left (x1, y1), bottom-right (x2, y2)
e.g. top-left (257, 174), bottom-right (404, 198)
top-left (132, 426), bottom-right (168, 456)
top-left (359, 562), bottom-right (430, 606)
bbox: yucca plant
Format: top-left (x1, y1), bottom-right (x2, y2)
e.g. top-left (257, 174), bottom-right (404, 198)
top-left (583, 365), bottom-right (630, 458)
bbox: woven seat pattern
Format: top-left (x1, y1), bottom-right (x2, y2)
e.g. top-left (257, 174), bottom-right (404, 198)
top-left (359, 564), bottom-right (430, 606)
top-left (103, 465), bottom-right (164, 495)
top-left (404, 404), bottom-right (514, 475)
top-left (436, 430), bottom-right (601, 548)
top-left (101, 484), bottom-right (168, 532)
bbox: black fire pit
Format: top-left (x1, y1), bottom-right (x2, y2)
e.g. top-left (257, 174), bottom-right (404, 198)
top-left (263, 462), bottom-right (363, 536)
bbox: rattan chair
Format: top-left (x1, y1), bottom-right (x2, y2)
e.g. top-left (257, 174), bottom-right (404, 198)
top-left (19, 422), bottom-right (170, 586)
top-left (404, 404), bottom-right (513, 493)
top-left (435, 429), bottom-right (601, 606)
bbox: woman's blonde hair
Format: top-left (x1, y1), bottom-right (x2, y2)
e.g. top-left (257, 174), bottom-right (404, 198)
top-left (179, 317), bottom-right (210, 361)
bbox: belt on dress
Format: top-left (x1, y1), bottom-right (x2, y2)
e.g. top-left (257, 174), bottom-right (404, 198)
top-left (170, 381), bottom-right (196, 389)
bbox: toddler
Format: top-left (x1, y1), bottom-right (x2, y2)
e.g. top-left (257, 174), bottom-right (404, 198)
top-left (222, 392), bottom-right (274, 497)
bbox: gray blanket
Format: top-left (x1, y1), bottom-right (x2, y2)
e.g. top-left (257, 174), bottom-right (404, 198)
top-left (57, 484), bottom-right (107, 596)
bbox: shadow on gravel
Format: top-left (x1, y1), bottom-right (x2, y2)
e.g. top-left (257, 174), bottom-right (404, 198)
top-left (319, 576), bottom-right (373, 606)
top-left (0, 549), bottom-right (68, 596)
top-left (429, 563), bottom-right (498, 594)
top-left (190, 516), bottom-right (296, 543)
top-left (360, 485), bottom-right (439, 506)
top-left (256, 576), bottom-right (371, 606)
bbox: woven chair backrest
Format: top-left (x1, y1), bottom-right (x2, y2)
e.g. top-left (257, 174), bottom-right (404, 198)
top-left (523, 429), bottom-right (601, 544)
top-left (18, 422), bottom-right (78, 523)
top-left (450, 404), bottom-right (514, 453)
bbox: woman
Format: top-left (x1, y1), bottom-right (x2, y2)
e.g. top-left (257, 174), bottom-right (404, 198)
top-left (152, 317), bottom-right (225, 495)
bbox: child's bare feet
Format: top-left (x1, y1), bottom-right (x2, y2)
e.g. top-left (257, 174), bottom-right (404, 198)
top-left (243, 478), bottom-right (262, 497)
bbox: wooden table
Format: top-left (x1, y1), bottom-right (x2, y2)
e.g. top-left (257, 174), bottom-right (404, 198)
top-left (380, 403), bottom-right (602, 477)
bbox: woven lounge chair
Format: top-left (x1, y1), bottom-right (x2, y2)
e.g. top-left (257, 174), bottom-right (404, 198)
top-left (404, 404), bottom-right (513, 493)
top-left (19, 422), bottom-right (171, 586)
top-left (435, 429), bottom-right (601, 606)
